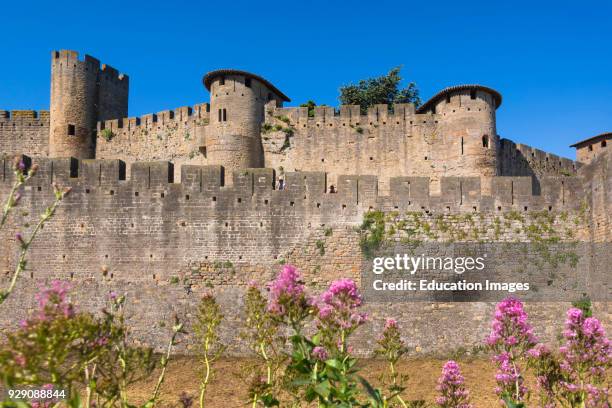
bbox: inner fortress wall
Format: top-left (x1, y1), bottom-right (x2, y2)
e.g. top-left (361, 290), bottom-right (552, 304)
top-left (95, 104), bottom-right (211, 175)
top-left (0, 110), bottom-right (50, 157)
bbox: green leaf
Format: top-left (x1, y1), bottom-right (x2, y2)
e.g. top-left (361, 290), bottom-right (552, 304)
top-left (358, 375), bottom-right (383, 403)
top-left (502, 394), bottom-right (525, 408)
top-left (324, 358), bottom-right (343, 369)
top-left (314, 379), bottom-right (331, 398)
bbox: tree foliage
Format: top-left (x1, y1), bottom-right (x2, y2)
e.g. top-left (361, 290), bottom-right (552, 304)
top-left (339, 66), bottom-right (421, 114)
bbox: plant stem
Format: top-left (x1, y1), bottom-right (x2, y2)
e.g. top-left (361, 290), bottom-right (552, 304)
top-left (1, 196), bottom-right (62, 304)
top-left (200, 337), bottom-right (211, 408)
top-left (0, 177), bottom-right (22, 229)
top-left (151, 325), bottom-right (181, 405)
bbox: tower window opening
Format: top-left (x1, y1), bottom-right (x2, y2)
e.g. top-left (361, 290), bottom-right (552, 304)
top-left (482, 135), bottom-right (489, 148)
top-left (222, 109), bottom-right (227, 122)
top-left (218, 109), bottom-right (222, 122)
top-left (461, 137), bottom-right (464, 155)
top-left (244, 77), bottom-right (251, 88)
top-left (267, 93), bottom-right (273, 101)
top-left (446, 94), bottom-right (451, 103)
top-left (470, 90), bottom-right (477, 100)
top-left (602, 140), bottom-right (607, 147)
top-left (588, 145), bottom-right (593, 151)
top-left (219, 76), bottom-right (225, 85)
top-left (200, 146), bottom-right (207, 158)
top-left (67, 124), bottom-right (75, 136)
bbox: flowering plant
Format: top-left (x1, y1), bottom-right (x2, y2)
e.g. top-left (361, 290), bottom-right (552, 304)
top-left (435, 360), bottom-right (472, 408)
top-left (0, 281), bottom-right (183, 408)
top-left (486, 297), bottom-right (537, 405)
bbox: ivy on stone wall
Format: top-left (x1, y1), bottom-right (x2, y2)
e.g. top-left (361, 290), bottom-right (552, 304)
top-left (357, 202), bottom-right (590, 270)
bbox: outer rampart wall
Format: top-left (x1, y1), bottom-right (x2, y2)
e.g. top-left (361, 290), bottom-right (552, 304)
top-left (1, 155), bottom-right (607, 356)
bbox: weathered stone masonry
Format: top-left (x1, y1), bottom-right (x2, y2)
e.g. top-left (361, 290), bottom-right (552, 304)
top-left (0, 49), bottom-right (610, 355)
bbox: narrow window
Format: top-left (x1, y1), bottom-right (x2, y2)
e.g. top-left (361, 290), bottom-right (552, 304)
top-left (482, 135), bottom-right (489, 148)
top-left (267, 92), bottom-right (273, 101)
top-left (588, 145), bottom-right (593, 151)
top-left (199, 146), bottom-right (207, 158)
top-left (219, 76), bottom-right (225, 85)
top-left (222, 108), bottom-right (227, 122)
top-left (602, 140), bottom-right (607, 147)
top-left (244, 77), bottom-right (251, 88)
top-left (470, 90), bottom-right (477, 100)
top-left (67, 124), bottom-right (75, 136)
top-left (446, 94), bottom-right (451, 103)
top-left (218, 109), bottom-right (222, 122)
top-left (461, 137), bottom-right (464, 155)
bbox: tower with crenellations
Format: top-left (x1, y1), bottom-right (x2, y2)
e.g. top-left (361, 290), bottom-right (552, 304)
top-left (49, 50), bottom-right (128, 159)
top-left (199, 69), bottom-right (290, 178)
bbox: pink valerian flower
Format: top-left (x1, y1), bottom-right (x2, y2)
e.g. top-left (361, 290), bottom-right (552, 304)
top-left (266, 265), bottom-right (310, 323)
top-left (558, 308), bottom-right (611, 402)
top-left (12, 352), bottom-right (26, 367)
top-left (586, 385), bottom-right (610, 408)
top-left (486, 297), bottom-right (536, 402)
top-left (247, 280), bottom-right (259, 289)
top-left (486, 297), bottom-right (537, 349)
top-left (384, 318), bottom-right (397, 330)
top-left (435, 360), bottom-right (472, 408)
top-left (493, 352), bottom-right (528, 400)
top-left (33, 280), bottom-right (75, 321)
top-left (315, 278), bottom-right (367, 333)
top-left (312, 346), bottom-right (328, 361)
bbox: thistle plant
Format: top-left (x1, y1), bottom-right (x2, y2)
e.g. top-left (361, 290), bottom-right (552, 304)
top-left (0, 157), bottom-right (70, 304)
top-left (194, 294), bottom-right (226, 408)
top-left (435, 360), bottom-right (472, 408)
top-left (486, 297), bottom-right (537, 406)
top-left (241, 282), bottom-right (284, 407)
top-left (374, 318), bottom-right (410, 407)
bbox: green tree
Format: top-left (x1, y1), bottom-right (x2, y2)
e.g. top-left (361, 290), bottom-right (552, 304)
top-left (299, 100), bottom-right (317, 118)
top-left (339, 66), bottom-right (420, 114)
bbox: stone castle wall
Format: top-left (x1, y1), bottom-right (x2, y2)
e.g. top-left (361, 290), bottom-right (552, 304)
top-left (0, 111), bottom-right (50, 157)
top-left (0, 155), bottom-right (608, 355)
top-left (92, 100), bottom-right (580, 190)
top-left (95, 104), bottom-right (211, 175)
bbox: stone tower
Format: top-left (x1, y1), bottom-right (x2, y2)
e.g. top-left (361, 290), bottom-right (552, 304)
top-left (201, 69), bottom-right (289, 177)
top-left (417, 85), bottom-right (501, 177)
top-left (49, 50), bottom-right (128, 158)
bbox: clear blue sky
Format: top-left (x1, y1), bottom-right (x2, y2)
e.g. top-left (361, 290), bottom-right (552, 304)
top-left (1, 0), bottom-right (610, 159)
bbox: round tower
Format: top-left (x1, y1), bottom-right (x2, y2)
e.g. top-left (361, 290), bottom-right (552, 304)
top-left (417, 85), bottom-right (501, 177)
top-left (49, 50), bottom-right (100, 158)
top-left (49, 50), bottom-right (128, 159)
top-left (202, 69), bottom-right (290, 175)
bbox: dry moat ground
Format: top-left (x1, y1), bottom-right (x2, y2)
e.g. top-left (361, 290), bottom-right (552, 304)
top-left (129, 356), bottom-right (516, 407)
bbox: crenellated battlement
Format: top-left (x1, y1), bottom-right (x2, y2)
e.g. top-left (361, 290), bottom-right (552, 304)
top-left (0, 110), bottom-right (50, 122)
top-left (499, 138), bottom-right (581, 176)
top-left (2, 155), bottom-right (587, 214)
top-left (51, 50), bottom-right (128, 83)
top-left (266, 101), bottom-right (496, 127)
top-left (97, 103), bottom-right (210, 133)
